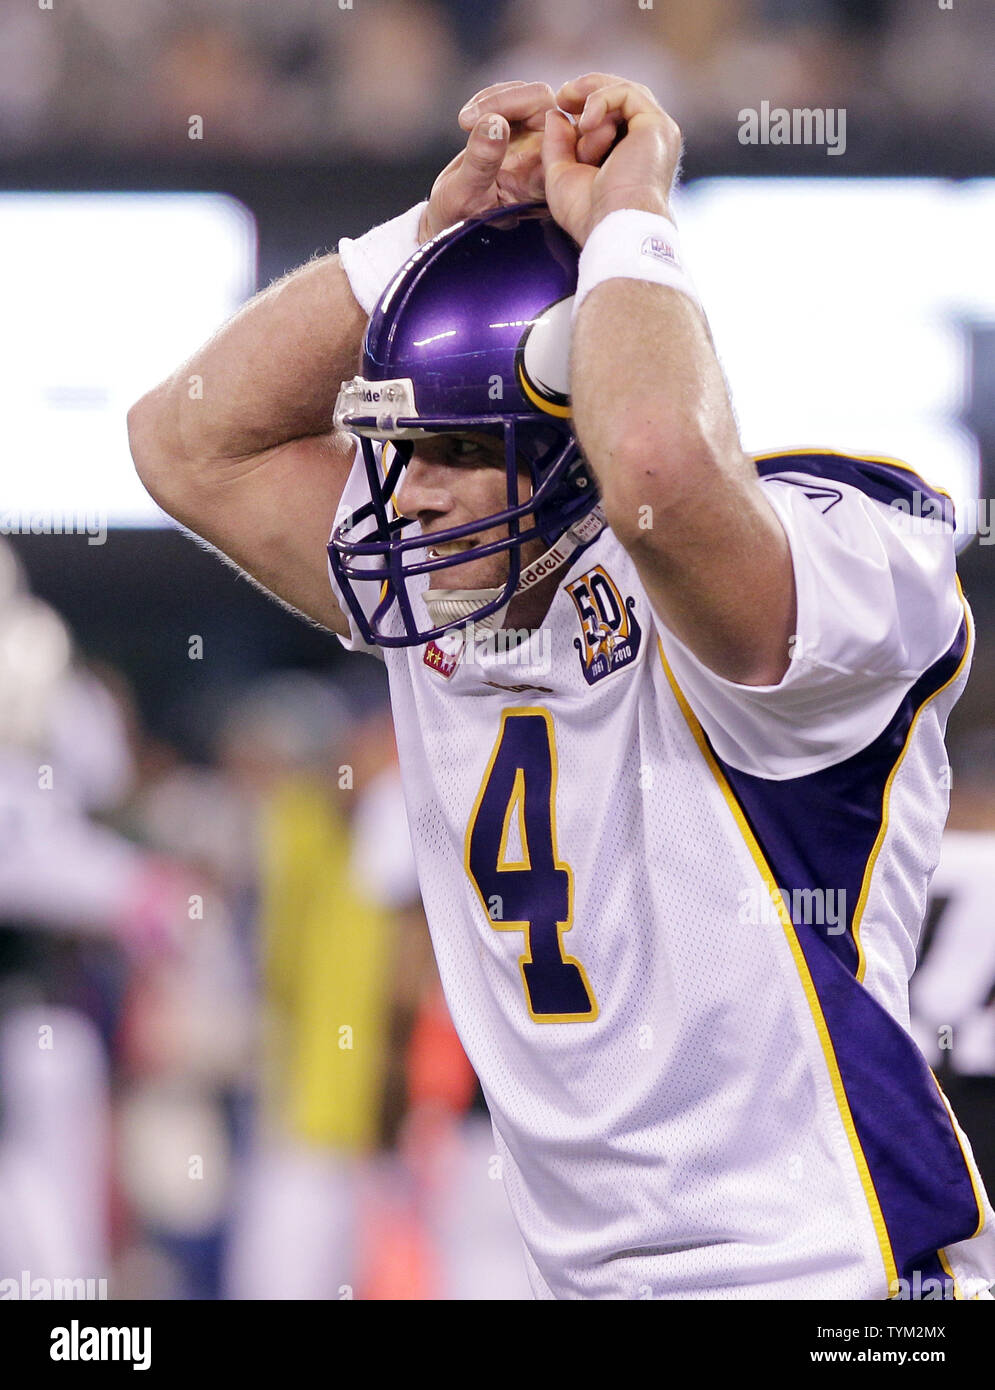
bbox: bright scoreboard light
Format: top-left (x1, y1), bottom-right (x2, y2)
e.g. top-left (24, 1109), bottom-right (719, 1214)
top-left (3, 182), bottom-right (993, 533)
top-left (674, 178), bottom-right (995, 542)
top-left (2, 193), bottom-right (256, 528)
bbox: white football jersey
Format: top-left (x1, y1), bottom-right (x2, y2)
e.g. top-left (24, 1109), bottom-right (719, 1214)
top-left (328, 446), bottom-right (995, 1300)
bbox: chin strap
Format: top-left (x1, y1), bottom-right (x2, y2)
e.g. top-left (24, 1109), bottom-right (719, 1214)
top-left (421, 506), bottom-right (606, 633)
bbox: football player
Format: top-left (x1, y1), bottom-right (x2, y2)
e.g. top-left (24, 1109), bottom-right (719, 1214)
top-left (128, 74), bottom-right (995, 1300)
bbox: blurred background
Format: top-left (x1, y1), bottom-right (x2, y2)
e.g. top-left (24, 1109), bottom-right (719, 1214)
top-left (2, 0), bottom-right (995, 1300)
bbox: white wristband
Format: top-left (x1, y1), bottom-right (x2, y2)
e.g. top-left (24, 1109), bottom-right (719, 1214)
top-left (338, 200), bottom-right (428, 315)
top-left (573, 209), bottom-right (701, 317)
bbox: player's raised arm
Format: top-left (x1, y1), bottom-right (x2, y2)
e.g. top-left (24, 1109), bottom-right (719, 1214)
top-left (127, 80), bottom-right (559, 635)
top-left (543, 73), bottom-right (796, 687)
top-left (128, 251), bottom-right (369, 636)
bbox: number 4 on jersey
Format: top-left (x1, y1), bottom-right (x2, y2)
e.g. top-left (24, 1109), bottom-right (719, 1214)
top-left (466, 709), bottom-right (598, 1023)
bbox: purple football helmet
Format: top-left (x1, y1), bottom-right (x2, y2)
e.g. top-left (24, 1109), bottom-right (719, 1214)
top-left (327, 202), bottom-right (602, 648)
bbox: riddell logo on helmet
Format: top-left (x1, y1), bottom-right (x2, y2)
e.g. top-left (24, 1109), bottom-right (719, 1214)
top-left (522, 547), bottom-right (567, 585)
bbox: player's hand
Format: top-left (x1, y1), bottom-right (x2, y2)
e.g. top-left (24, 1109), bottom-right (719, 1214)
top-left (542, 73), bottom-right (682, 247)
top-left (419, 80), bottom-right (558, 243)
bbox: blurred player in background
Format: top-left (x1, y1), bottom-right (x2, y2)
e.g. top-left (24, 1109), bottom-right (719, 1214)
top-left (912, 731), bottom-right (995, 1196)
top-left (0, 537), bottom-right (195, 1293)
top-left (217, 674), bottom-right (406, 1300)
top-left (128, 74), bottom-right (995, 1299)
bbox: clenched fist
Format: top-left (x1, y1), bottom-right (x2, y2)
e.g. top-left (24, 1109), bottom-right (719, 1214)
top-left (542, 73), bottom-right (683, 247)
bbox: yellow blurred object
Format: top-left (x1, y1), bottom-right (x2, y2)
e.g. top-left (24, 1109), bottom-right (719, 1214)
top-left (259, 776), bottom-right (393, 1152)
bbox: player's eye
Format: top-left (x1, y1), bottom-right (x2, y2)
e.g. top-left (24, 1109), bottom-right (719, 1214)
top-left (450, 438), bottom-right (485, 460)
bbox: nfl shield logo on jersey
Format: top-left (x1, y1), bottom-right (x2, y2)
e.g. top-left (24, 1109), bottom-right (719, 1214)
top-left (566, 566), bottom-right (643, 684)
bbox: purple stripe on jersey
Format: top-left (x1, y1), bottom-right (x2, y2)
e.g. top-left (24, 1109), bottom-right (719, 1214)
top-left (906, 1250), bottom-right (958, 1301)
top-left (755, 451), bottom-right (957, 530)
top-left (719, 617), bottom-right (969, 972)
top-left (708, 615), bottom-right (980, 1288)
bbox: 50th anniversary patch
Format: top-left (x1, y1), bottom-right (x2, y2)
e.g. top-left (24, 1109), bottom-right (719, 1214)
top-left (566, 566), bottom-right (642, 684)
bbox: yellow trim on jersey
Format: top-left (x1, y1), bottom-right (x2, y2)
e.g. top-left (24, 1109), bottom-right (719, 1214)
top-left (936, 1248), bottom-right (963, 1301)
top-left (850, 584), bottom-right (973, 984)
top-left (380, 440), bottom-right (405, 516)
top-left (750, 446), bottom-right (953, 502)
top-left (656, 637), bottom-right (899, 1292)
top-left (465, 706), bottom-right (599, 1024)
top-left (374, 442), bottom-right (406, 608)
top-left (931, 1069), bottom-right (987, 1290)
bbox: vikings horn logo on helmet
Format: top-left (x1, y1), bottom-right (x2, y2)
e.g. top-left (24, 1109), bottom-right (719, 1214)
top-left (515, 296), bottom-right (574, 419)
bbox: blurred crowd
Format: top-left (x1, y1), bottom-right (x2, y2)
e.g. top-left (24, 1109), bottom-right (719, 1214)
top-left (0, 536), bottom-right (530, 1299)
top-left (1, 0), bottom-right (992, 161)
